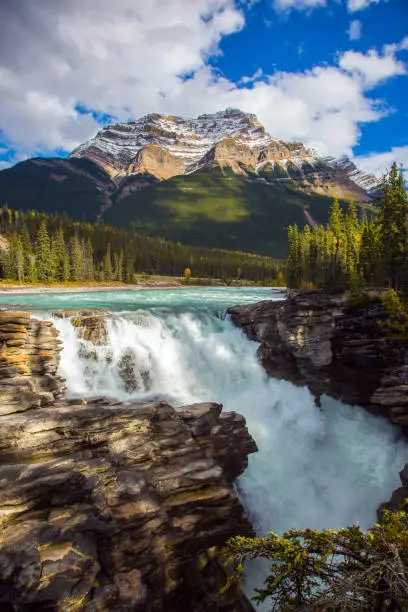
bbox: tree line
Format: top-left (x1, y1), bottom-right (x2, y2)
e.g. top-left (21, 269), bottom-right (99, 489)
top-left (286, 162), bottom-right (408, 294)
top-left (0, 206), bottom-right (284, 284)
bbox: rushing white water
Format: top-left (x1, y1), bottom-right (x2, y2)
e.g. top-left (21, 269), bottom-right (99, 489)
top-left (4, 287), bottom-right (406, 602)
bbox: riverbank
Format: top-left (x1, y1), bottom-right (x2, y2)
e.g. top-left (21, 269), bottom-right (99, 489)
top-left (0, 276), bottom-right (272, 294)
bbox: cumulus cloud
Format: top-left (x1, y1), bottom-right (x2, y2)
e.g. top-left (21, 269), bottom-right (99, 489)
top-left (347, 0), bottom-right (382, 12)
top-left (340, 48), bottom-right (406, 88)
top-left (354, 145), bottom-right (408, 176)
top-left (0, 0), bottom-right (406, 162)
top-left (347, 20), bottom-right (362, 41)
top-left (165, 63), bottom-right (383, 156)
top-left (0, 0), bottom-right (245, 153)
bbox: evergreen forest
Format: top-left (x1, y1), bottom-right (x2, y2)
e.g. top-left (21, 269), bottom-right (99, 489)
top-left (0, 206), bottom-right (283, 284)
top-left (286, 162), bottom-right (408, 295)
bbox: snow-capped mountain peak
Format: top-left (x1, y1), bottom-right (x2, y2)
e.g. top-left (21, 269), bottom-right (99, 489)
top-left (69, 109), bottom-right (378, 199)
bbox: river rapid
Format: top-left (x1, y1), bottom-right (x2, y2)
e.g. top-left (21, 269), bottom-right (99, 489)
top-left (1, 286), bottom-right (407, 600)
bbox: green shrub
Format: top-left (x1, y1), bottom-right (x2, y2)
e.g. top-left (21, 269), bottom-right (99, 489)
top-left (379, 288), bottom-right (408, 339)
top-left (224, 506), bottom-right (408, 611)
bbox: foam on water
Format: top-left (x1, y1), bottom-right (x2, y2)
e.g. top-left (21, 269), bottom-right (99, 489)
top-left (4, 287), bottom-right (406, 601)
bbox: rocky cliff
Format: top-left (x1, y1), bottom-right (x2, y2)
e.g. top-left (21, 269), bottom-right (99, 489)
top-left (229, 290), bottom-right (408, 517)
top-left (229, 291), bottom-right (408, 430)
top-left (0, 311), bottom-right (257, 611)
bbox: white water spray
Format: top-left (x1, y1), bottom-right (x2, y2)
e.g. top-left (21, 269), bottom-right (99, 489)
top-left (53, 307), bottom-right (408, 597)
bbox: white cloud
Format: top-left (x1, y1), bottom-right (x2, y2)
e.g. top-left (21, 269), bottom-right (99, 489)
top-left (347, 0), bottom-right (381, 12)
top-left (272, 0), bottom-right (386, 14)
top-left (165, 63), bottom-right (383, 156)
top-left (354, 145), bottom-right (408, 176)
top-left (384, 36), bottom-right (408, 55)
top-left (272, 0), bottom-right (326, 12)
top-left (340, 48), bottom-right (406, 88)
top-left (0, 0), bottom-right (245, 152)
top-left (239, 67), bottom-right (264, 84)
top-left (347, 20), bottom-right (362, 41)
top-left (0, 0), bottom-right (406, 162)
top-left (0, 161), bottom-right (11, 170)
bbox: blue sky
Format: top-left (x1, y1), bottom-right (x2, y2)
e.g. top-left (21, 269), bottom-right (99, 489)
top-left (0, 0), bottom-right (407, 174)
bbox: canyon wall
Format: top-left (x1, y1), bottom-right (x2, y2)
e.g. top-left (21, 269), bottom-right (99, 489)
top-left (229, 291), bottom-right (408, 430)
top-left (229, 290), bottom-right (408, 515)
top-left (0, 311), bottom-right (257, 611)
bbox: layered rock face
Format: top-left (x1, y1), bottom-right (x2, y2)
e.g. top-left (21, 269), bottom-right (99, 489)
top-left (0, 311), bottom-right (257, 611)
top-left (69, 109), bottom-right (377, 200)
top-left (229, 291), bottom-right (408, 430)
top-left (0, 310), bottom-right (65, 415)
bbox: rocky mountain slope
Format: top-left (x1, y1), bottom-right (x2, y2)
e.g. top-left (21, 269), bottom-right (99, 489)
top-left (69, 109), bottom-right (377, 197)
top-left (0, 109), bottom-right (378, 257)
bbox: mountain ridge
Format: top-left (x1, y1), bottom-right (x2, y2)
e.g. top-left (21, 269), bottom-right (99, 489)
top-left (68, 108), bottom-right (378, 198)
top-left (0, 109), bottom-right (378, 258)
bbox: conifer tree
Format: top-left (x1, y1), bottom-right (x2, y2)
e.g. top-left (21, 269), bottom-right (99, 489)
top-left (26, 256), bottom-right (38, 284)
top-left (84, 238), bottom-right (94, 282)
top-left (70, 233), bottom-right (83, 282)
top-left (0, 205), bottom-right (283, 285)
top-left (15, 236), bottom-right (24, 284)
top-left (104, 243), bottom-right (113, 281)
top-left (287, 224), bottom-right (301, 288)
top-left (21, 223), bottom-right (33, 279)
top-left (35, 220), bottom-right (53, 283)
top-left (378, 162), bottom-right (408, 292)
top-left (53, 227), bottom-right (70, 282)
top-left (3, 233), bottom-right (17, 280)
top-left (124, 249), bottom-right (135, 283)
top-left (115, 250), bottom-right (124, 282)
top-left (328, 198), bottom-right (343, 239)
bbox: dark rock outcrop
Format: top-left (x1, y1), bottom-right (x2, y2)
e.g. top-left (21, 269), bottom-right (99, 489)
top-left (0, 311), bottom-right (257, 611)
top-left (229, 291), bottom-right (408, 430)
top-left (229, 291), bottom-right (408, 519)
top-left (379, 464), bottom-right (408, 517)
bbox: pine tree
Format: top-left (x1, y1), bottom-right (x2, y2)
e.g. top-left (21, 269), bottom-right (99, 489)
top-left (21, 223), bottom-right (33, 280)
top-left (301, 224), bottom-right (311, 284)
top-left (4, 233), bottom-right (18, 280)
top-left (287, 224), bottom-right (302, 288)
top-left (26, 256), bottom-right (38, 283)
top-left (328, 198), bottom-right (343, 239)
top-left (124, 249), bottom-right (135, 284)
top-left (344, 201), bottom-right (360, 281)
top-left (70, 233), bottom-right (83, 282)
top-left (104, 243), bottom-right (113, 281)
top-left (378, 162), bottom-right (408, 292)
top-left (84, 238), bottom-right (94, 282)
top-left (35, 220), bottom-right (53, 283)
top-left (117, 250), bottom-right (124, 282)
top-left (53, 227), bottom-right (70, 282)
top-left (15, 236), bottom-right (24, 283)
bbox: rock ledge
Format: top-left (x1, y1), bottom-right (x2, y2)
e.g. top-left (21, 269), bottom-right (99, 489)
top-left (0, 311), bottom-right (257, 611)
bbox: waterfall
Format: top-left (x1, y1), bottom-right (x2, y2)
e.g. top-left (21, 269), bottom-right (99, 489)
top-left (53, 307), bottom-right (408, 598)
